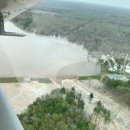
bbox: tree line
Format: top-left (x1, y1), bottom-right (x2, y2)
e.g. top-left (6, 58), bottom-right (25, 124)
top-left (18, 87), bottom-right (111, 130)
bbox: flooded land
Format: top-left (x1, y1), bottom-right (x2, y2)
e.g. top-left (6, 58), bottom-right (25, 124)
top-left (0, 22), bottom-right (100, 79)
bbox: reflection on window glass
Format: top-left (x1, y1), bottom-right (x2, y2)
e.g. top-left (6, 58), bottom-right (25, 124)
top-left (0, 0), bottom-right (130, 130)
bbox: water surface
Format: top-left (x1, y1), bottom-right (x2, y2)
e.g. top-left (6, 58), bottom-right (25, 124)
top-left (0, 22), bottom-right (90, 78)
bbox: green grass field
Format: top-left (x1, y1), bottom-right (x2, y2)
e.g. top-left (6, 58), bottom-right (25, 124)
top-left (38, 78), bottom-right (52, 84)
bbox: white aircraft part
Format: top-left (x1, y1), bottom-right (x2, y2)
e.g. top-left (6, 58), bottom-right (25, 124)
top-left (0, 0), bottom-right (39, 129)
top-left (0, 87), bottom-right (24, 130)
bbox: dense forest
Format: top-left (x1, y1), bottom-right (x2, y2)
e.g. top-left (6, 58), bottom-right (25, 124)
top-left (18, 87), bottom-right (110, 130)
top-left (12, 0), bottom-right (130, 55)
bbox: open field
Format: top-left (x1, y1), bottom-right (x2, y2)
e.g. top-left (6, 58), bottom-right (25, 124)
top-left (0, 81), bottom-right (60, 113)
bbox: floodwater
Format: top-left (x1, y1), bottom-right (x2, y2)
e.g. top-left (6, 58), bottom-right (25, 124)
top-left (0, 22), bottom-right (100, 79)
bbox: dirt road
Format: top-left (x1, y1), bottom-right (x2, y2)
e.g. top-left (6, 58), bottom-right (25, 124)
top-left (62, 79), bottom-right (130, 130)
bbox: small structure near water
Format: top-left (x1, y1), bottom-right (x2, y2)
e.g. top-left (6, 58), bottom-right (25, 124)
top-left (107, 74), bottom-right (129, 82)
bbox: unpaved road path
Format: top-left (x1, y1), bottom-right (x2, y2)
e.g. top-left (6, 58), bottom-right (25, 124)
top-left (62, 79), bottom-right (130, 130)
